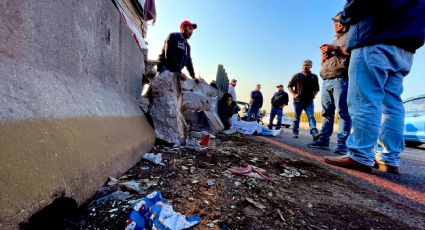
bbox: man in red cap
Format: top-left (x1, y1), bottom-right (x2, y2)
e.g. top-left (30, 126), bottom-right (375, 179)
top-left (157, 20), bottom-right (198, 80)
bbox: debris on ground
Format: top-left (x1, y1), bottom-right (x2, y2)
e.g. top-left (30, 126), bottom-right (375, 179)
top-left (54, 135), bottom-right (424, 230)
top-left (143, 152), bottom-right (164, 165)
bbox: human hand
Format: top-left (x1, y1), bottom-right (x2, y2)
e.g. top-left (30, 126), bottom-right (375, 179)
top-left (320, 44), bottom-right (336, 53)
top-left (179, 73), bottom-right (188, 81)
top-left (294, 94), bottom-right (300, 99)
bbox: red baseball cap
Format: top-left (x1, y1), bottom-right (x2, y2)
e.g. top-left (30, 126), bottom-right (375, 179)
top-left (180, 20), bottom-right (198, 30)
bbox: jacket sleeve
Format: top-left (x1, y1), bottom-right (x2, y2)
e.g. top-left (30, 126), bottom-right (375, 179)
top-left (271, 94), bottom-right (274, 104)
top-left (185, 55), bottom-right (195, 78)
top-left (288, 74), bottom-right (297, 88)
top-left (164, 34), bottom-right (180, 72)
top-left (283, 93), bottom-right (289, 105)
top-left (340, 0), bottom-right (368, 25)
top-left (313, 75), bottom-right (320, 92)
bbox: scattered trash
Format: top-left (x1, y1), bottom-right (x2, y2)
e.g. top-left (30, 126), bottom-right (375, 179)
top-left (108, 208), bottom-right (119, 213)
top-left (225, 165), bottom-right (272, 180)
top-left (222, 129), bottom-right (238, 135)
top-left (125, 191), bottom-right (201, 230)
top-left (245, 178), bottom-right (258, 189)
top-left (307, 203), bottom-right (314, 209)
top-left (207, 179), bottom-right (215, 187)
top-left (192, 179), bottom-right (200, 184)
top-left (280, 167), bottom-right (302, 178)
top-left (277, 209), bottom-right (286, 221)
top-left (90, 191), bottom-right (130, 208)
top-left (199, 134), bottom-right (210, 146)
top-left (143, 152), bottom-right (165, 165)
top-left (120, 181), bottom-right (144, 194)
top-left (246, 197), bottom-right (266, 210)
top-left (206, 223), bottom-right (215, 228)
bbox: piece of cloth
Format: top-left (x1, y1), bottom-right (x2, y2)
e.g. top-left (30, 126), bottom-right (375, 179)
top-left (271, 91), bottom-right (289, 108)
top-left (288, 72), bottom-right (320, 103)
top-left (269, 107), bottom-right (283, 130)
top-left (250, 90), bottom-right (263, 109)
top-left (320, 33), bottom-right (350, 80)
top-left (230, 114), bottom-right (263, 135)
top-left (143, 0), bottom-right (156, 22)
top-left (158, 32), bottom-right (195, 78)
top-left (318, 78), bottom-right (351, 146)
top-left (228, 84), bottom-right (237, 101)
top-left (225, 165), bottom-right (272, 180)
top-left (340, 0), bottom-right (425, 53)
top-left (346, 44), bottom-right (413, 167)
top-left (247, 107), bottom-right (260, 122)
top-left (292, 101), bottom-right (318, 135)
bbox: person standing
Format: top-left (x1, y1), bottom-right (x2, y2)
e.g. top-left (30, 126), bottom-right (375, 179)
top-left (268, 85), bottom-right (289, 130)
top-left (308, 12), bottom-right (352, 154)
top-left (288, 60), bottom-right (320, 139)
top-left (247, 84), bottom-right (263, 122)
top-left (157, 20), bottom-right (198, 80)
top-left (324, 0), bottom-right (425, 174)
top-left (228, 79), bottom-right (238, 101)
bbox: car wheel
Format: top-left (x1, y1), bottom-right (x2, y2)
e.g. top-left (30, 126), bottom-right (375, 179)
top-left (405, 141), bottom-right (422, 147)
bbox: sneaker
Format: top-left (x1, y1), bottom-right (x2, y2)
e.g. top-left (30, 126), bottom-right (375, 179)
top-left (334, 145), bottom-right (348, 155)
top-left (307, 141), bottom-right (330, 150)
top-left (293, 133), bottom-right (299, 138)
top-left (312, 133), bottom-right (320, 141)
top-left (272, 130), bottom-right (282, 137)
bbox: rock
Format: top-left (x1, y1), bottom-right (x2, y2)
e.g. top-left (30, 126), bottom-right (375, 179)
top-left (149, 71), bottom-right (188, 145)
top-left (242, 206), bottom-right (262, 217)
top-left (207, 179), bottom-right (215, 187)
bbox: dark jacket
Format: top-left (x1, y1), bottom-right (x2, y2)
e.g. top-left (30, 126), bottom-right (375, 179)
top-left (288, 72), bottom-right (320, 103)
top-left (218, 101), bottom-right (236, 130)
top-left (158, 32), bottom-right (195, 78)
top-left (250, 91), bottom-right (263, 109)
top-left (320, 33), bottom-right (350, 79)
top-left (341, 0), bottom-right (425, 53)
top-left (271, 91), bottom-right (289, 109)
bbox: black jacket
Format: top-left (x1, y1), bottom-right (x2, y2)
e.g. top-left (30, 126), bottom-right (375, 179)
top-left (341, 0), bottom-right (425, 53)
top-left (271, 91), bottom-right (289, 109)
top-left (158, 32), bottom-right (195, 78)
top-left (250, 91), bottom-right (263, 109)
top-left (218, 101), bottom-right (236, 130)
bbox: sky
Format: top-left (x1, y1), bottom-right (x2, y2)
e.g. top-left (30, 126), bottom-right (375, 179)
top-left (146, 0), bottom-right (425, 112)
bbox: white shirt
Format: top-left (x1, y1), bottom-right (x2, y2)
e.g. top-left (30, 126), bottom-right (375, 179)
top-left (228, 85), bottom-right (237, 101)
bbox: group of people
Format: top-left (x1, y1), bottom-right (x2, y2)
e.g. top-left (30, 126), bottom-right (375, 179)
top-left (156, 0), bottom-right (425, 175)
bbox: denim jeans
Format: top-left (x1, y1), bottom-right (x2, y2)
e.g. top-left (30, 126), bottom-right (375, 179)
top-left (260, 127), bottom-right (273, 136)
top-left (269, 107), bottom-right (283, 129)
top-left (347, 44), bottom-right (413, 167)
top-left (319, 78), bottom-right (351, 145)
top-left (293, 100), bottom-right (318, 135)
top-left (247, 107), bottom-right (260, 122)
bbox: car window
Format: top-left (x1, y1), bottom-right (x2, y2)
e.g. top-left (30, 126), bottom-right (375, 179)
top-left (404, 97), bottom-right (425, 112)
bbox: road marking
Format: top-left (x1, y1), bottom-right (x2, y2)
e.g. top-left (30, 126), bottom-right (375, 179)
top-left (258, 136), bottom-right (425, 205)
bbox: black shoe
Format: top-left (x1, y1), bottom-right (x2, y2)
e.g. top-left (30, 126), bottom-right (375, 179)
top-left (293, 133), bottom-right (299, 138)
top-left (307, 141), bottom-right (330, 150)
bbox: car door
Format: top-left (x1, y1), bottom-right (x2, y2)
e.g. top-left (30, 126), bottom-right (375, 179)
top-left (404, 97), bottom-right (425, 142)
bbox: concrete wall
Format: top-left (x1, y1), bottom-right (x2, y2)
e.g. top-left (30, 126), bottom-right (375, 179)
top-left (0, 0), bottom-right (155, 229)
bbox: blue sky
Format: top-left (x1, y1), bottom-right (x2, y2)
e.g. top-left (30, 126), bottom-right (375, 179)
top-left (146, 0), bottom-right (425, 111)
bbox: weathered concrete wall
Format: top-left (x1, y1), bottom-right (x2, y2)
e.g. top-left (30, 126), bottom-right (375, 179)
top-left (0, 0), bottom-right (155, 229)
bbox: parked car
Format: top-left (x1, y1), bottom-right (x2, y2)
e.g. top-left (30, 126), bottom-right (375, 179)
top-left (261, 112), bottom-right (292, 128)
top-left (235, 101), bottom-right (266, 123)
top-left (403, 94), bottom-right (425, 147)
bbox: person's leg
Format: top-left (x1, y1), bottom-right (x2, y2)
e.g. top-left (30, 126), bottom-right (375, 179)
top-left (375, 46), bottom-right (413, 168)
top-left (276, 109), bottom-right (283, 130)
top-left (253, 108), bottom-right (260, 122)
top-left (304, 100), bottom-right (318, 136)
top-left (319, 80), bottom-right (335, 145)
top-left (292, 102), bottom-right (303, 136)
top-left (247, 107), bottom-right (254, 121)
top-left (334, 79), bottom-right (351, 153)
top-left (269, 108), bottom-right (277, 129)
top-left (260, 127), bottom-right (273, 136)
top-left (345, 45), bottom-right (408, 166)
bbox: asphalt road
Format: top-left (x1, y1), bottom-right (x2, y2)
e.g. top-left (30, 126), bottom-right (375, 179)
top-left (255, 127), bottom-right (425, 211)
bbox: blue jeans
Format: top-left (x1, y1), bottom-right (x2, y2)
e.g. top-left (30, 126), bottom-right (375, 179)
top-left (347, 44), bottom-right (413, 167)
top-left (293, 101), bottom-right (318, 135)
top-left (319, 79), bottom-right (351, 145)
top-left (269, 107), bottom-right (283, 129)
top-left (247, 107), bottom-right (260, 122)
top-left (260, 127), bottom-right (273, 136)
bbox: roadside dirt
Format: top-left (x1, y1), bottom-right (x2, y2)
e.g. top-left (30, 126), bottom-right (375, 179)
top-left (24, 134), bottom-right (425, 229)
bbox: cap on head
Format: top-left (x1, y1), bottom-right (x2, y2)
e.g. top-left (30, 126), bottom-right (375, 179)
top-left (276, 84), bottom-right (283, 88)
top-left (180, 20), bottom-right (198, 30)
top-left (231, 79), bottom-right (237, 83)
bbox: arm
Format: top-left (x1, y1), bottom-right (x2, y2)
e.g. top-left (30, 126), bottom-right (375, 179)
top-left (313, 76), bottom-right (320, 98)
top-left (185, 55), bottom-right (196, 79)
top-left (340, 0), bottom-right (368, 25)
top-left (287, 75), bottom-right (298, 98)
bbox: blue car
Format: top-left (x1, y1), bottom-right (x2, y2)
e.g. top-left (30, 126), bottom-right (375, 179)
top-left (404, 94), bottom-right (425, 147)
